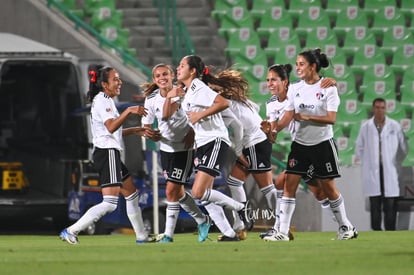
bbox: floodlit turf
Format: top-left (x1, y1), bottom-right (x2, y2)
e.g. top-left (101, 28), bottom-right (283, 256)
top-left (0, 231), bottom-right (413, 275)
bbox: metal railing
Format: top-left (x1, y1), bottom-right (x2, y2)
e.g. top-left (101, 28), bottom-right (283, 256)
top-left (46, 0), bottom-right (152, 78)
top-left (153, 0), bottom-right (195, 65)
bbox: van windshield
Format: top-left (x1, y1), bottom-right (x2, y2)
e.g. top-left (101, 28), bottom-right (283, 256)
top-left (0, 60), bottom-right (89, 159)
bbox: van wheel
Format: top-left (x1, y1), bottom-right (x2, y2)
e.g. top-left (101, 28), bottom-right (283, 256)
top-left (142, 209), bottom-right (166, 235)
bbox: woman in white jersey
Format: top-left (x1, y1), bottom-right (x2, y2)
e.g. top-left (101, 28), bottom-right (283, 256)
top-left (261, 64), bottom-right (337, 241)
top-left (166, 55), bottom-right (253, 241)
top-left (205, 69), bottom-right (277, 241)
top-left (272, 49), bottom-right (358, 241)
top-left (60, 66), bottom-right (157, 244)
top-left (141, 64), bottom-right (212, 243)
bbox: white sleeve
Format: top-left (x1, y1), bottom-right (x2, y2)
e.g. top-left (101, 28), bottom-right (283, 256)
top-left (222, 108), bottom-right (243, 157)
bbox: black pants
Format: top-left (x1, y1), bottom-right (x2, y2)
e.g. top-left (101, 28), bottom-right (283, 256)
top-left (369, 163), bottom-right (397, 231)
top-left (369, 196), bottom-right (397, 231)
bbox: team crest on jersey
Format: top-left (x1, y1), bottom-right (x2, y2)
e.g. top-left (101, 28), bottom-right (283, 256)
top-left (316, 92), bottom-right (325, 100)
top-left (194, 157), bottom-right (199, 167)
top-left (288, 158), bottom-right (298, 168)
top-left (163, 170), bottom-right (168, 179)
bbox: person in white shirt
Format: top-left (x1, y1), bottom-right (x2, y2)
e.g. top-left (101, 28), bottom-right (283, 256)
top-left (271, 49), bottom-right (357, 241)
top-left (167, 55), bottom-right (253, 241)
top-left (141, 64), bottom-right (212, 242)
top-left (60, 65), bottom-right (157, 244)
top-left (261, 64), bottom-right (338, 241)
top-left (355, 98), bottom-right (408, 231)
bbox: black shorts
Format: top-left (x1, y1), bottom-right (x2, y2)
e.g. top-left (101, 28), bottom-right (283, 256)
top-left (242, 139), bottom-right (272, 173)
top-left (194, 138), bottom-right (229, 177)
top-left (160, 150), bottom-right (194, 185)
top-left (285, 139), bottom-right (340, 179)
top-left (93, 148), bottom-right (130, 188)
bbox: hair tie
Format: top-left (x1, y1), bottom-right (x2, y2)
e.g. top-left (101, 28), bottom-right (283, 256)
top-left (203, 66), bottom-right (209, 75)
top-left (88, 70), bottom-right (97, 83)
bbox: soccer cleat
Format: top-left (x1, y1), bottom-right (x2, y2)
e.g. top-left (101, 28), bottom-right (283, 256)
top-left (197, 215), bottom-right (212, 242)
top-left (263, 231), bottom-right (290, 242)
top-left (158, 235), bottom-right (173, 243)
top-left (59, 228), bottom-right (79, 245)
top-left (136, 235), bottom-right (157, 244)
top-left (259, 228), bottom-right (276, 239)
top-left (217, 235), bottom-right (240, 242)
top-left (238, 205), bottom-right (254, 231)
top-left (336, 225), bottom-right (358, 240)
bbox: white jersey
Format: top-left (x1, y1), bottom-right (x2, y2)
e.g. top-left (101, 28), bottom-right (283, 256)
top-left (229, 99), bottom-right (267, 148)
top-left (286, 78), bottom-right (340, 145)
top-left (90, 92), bottom-right (123, 151)
top-left (181, 78), bottom-right (230, 148)
top-left (221, 105), bottom-right (243, 156)
top-left (266, 95), bottom-right (296, 140)
top-left (141, 89), bottom-right (192, 152)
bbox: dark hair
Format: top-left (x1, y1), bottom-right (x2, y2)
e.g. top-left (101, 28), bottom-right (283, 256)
top-left (372, 97), bottom-right (386, 106)
top-left (184, 55), bottom-right (250, 102)
top-left (298, 48), bottom-right (329, 73)
top-left (268, 63), bottom-right (293, 90)
top-left (87, 65), bottom-right (114, 102)
top-left (142, 63), bottom-right (175, 97)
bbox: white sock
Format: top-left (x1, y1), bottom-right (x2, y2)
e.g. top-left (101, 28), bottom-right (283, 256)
top-left (125, 191), bottom-right (147, 240)
top-left (260, 184), bottom-right (277, 211)
top-left (319, 198), bottom-right (337, 222)
top-left (273, 188), bottom-right (283, 230)
top-left (204, 202), bottom-right (236, 238)
top-left (330, 194), bottom-right (352, 228)
top-left (201, 189), bottom-right (244, 211)
top-left (68, 195), bottom-right (118, 235)
top-left (232, 210), bottom-right (245, 231)
top-left (227, 175), bottom-right (246, 202)
top-left (179, 192), bottom-right (207, 225)
top-left (279, 196), bottom-right (296, 235)
top-left (164, 201), bottom-right (180, 238)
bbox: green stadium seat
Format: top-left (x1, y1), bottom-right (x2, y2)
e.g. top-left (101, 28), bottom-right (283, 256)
top-left (295, 7), bottom-right (331, 40)
top-left (350, 45), bottom-right (386, 76)
top-left (399, 117), bottom-right (414, 137)
top-left (304, 26), bottom-right (338, 53)
top-left (84, 0), bottom-right (116, 17)
top-left (217, 8), bottom-right (254, 38)
top-left (287, 0), bottom-right (322, 22)
top-left (337, 99), bottom-right (370, 124)
top-left (400, 80), bottom-right (414, 108)
top-left (333, 6), bottom-right (368, 44)
top-left (385, 99), bottom-right (407, 120)
top-left (265, 29), bottom-right (302, 62)
top-left (381, 25), bottom-right (414, 58)
top-left (325, 0), bottom-right (360, 22)
top-left (90, 7), bottom-right (123, 31)
top-left (341, 26), bottom-right (377, 59)
top-left (211, 0), bottom-right (248, 20)
top-left (400, 0), bottom-right (414, 22)
top-left (336, 135), bottom-right (357, 166)
top-left (362, 0), bottom-right (398, 22)
top-left (371, 6), bottom-right (407, 38)
top-left (256, 6), bottom-right (294, 39)
top-left (224, 27), bottom-right (261, 58)
top-left (333, 72), bottom-right (359, 101)
top-left (233, 53), bottom-right (268, 81)
top-left (231, 44), bottom-right (267, 66)
top-left (250, 0), bottom-right (286, 19)
top-left (100, 26), bottom-right (131, 50)
top-left (390, 44), bottom-right (414, 75)
top-left (360, 73), bottom-right (396, 105)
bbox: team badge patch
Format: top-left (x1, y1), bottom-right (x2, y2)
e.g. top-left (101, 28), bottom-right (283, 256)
top-left (288, 158), bottom-right (297, 168)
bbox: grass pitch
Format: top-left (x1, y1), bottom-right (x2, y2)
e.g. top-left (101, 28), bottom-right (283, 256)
top-left (0, 231), bottom-right (413, 275)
